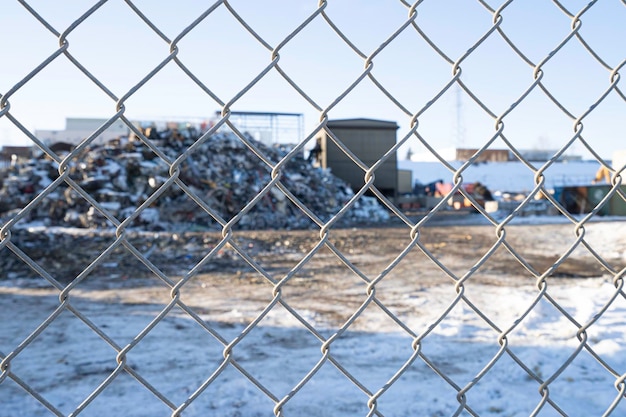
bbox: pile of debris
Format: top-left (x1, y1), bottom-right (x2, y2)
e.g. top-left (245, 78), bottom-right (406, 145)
top-left (0, 130), bottom-right (390, 230)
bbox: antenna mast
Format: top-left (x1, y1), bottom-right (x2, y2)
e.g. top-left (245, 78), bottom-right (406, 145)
top-left (455, 84), bottom-right (465, 148)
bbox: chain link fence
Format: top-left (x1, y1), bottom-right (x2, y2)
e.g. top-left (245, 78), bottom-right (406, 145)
top-left (1, 1), bottom-right (625, 416)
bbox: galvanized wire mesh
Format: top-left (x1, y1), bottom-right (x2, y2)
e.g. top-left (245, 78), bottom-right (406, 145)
top-left (1, 1), bottom-right (625, 416)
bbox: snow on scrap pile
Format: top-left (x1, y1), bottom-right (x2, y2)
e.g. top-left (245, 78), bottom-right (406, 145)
top-left (0, 132), bottom-right (389, 230)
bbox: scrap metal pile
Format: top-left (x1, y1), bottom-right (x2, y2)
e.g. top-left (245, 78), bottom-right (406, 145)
top-left (0, 129), bottom-right (390, 230)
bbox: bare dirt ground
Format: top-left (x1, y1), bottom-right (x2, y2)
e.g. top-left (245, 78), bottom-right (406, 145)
top-left (4, 217), bottom-right (622, 328)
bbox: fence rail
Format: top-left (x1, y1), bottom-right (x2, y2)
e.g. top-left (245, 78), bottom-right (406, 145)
top-left (1, 1), bottom-right (625, 416)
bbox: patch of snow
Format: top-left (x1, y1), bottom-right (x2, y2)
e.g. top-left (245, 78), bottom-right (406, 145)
top-left (2, 277), bottom-right (626, 416)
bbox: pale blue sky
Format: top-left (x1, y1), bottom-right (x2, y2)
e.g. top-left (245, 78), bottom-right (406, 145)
top-left (0, 0), bottom-right (624, 160)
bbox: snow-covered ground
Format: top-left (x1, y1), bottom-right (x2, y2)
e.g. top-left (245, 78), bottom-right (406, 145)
top-left (2, 277), bottom-right (626, 416)
top-left (2, 219), bottom-right (626, 416)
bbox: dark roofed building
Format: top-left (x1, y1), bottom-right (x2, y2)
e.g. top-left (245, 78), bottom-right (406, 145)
top-left (317, 118), bottom-right (399, 199)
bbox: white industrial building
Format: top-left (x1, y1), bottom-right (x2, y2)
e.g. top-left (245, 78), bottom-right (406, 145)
top-left (32, 112), bottom-right (304, 148)
top-left (34, 118), bottom-right (131, 147)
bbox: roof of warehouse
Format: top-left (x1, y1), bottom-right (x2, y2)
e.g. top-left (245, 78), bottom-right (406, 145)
top-left (326, 118), bottom-right (399, 130)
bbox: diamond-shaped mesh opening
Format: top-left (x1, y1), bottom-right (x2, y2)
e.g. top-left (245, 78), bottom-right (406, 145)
top-left (458, 351), bottom-right (543, 416)
top-left (78, 371), bottom-right (173, 417)
top-left (3, 227), bottom-right (119, 285)
top-left (228, 312), bottom-right (323, 396)
top-left (64, 3), bottom-right (168, 95)
top-left (546, 348), bottom-right (626, 415)
top-left (176, 270), bottom-right (276, 326)
top-left (144, 232), bottom-right (241, 277)
top-left (415, 224), bottom-right (504, 279)
top-left (278, 360), bottom-right (373, 416)
top-left (270, 19), bottom-right (366, 106)
top-left (118, 312), bottom-right (226, 405)
top-left (223, 229), bottom-right (313, 277)
top-left (1, 241), bottom-right (40, 282)
top-left (174, 7), bottom-right (274, 101)
top-left (184, 362), bottom-right (278, 416)
top-left (0, 377), bottom-right (57, 417)
top-left (8, 60), bottom-right (114, 125)
top-left (1, 309), bottom-right (120, 416)
top-left (276, 246), bottom-right (369, 331)
top-left (0, 290), bottom-right (60, 354)
top-left (326, 312), bottom-right (416, 388)
top-left (374, 353), bottom-right (464, 415)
